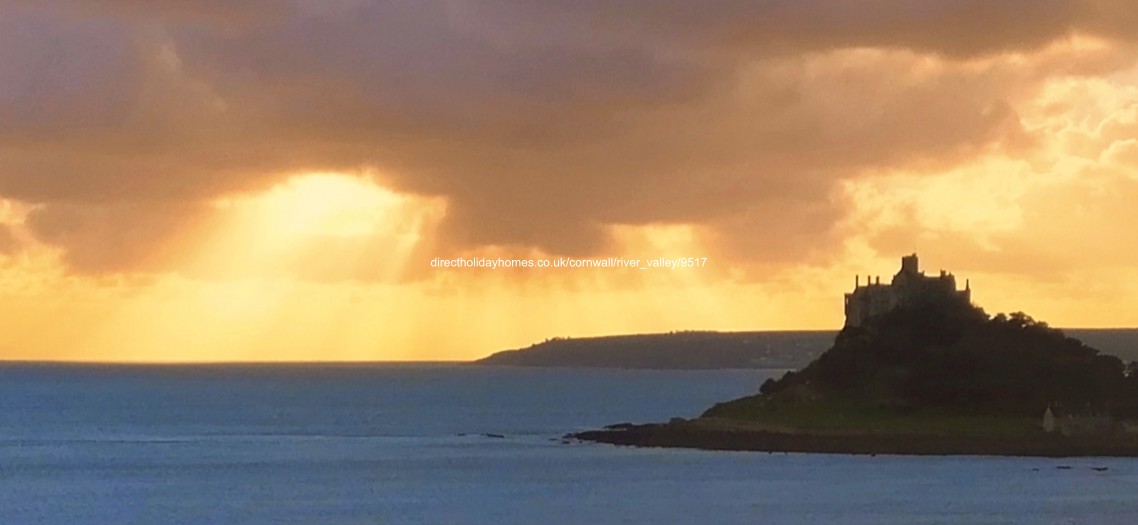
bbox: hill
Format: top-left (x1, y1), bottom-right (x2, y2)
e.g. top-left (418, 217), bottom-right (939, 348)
top-left (710, 299), bottom-right (1138, 419)
top-left (573, 297), bottom-right (1138, 456)
top-left (473, 331), bottom-right (833, 369)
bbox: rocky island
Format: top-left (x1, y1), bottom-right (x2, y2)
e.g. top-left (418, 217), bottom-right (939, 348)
top-left (573, 255), bottom-right (1138, 457)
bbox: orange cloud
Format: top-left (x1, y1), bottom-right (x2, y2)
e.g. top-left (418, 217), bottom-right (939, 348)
top-left (2, 1), bottom-right (1138, 361)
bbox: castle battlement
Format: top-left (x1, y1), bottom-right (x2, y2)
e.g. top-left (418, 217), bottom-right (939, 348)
top-left (843, 254), bottom-right (971, 327)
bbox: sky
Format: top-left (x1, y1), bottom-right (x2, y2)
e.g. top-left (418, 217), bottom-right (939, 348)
top-left (2, 1), bottom-right (1137, 362)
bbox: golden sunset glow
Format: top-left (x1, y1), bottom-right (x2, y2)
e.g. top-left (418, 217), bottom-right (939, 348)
top-left (218, 174), bottom-right (404, 238)
top-left (2, 3), bottom-right (1138, 362)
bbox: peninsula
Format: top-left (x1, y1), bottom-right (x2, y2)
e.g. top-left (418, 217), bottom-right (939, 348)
top-left (474, 331), bottom-right (832, 369)
top-left (573, 255), bottom-right (1138, 457)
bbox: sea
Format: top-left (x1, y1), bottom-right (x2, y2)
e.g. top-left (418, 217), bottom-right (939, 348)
top-left (0, 364), bottom-right (1135, 524)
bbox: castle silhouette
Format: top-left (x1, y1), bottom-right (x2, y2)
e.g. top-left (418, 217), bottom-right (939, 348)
top-left (844, 254), bottom-right (971, 327)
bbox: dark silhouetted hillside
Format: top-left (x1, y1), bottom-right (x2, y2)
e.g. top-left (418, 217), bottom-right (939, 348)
top-left (709, 299), bottom-right (1138, 419)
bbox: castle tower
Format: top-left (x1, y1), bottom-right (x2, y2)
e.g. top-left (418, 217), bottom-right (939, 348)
top-left (900, 253), bottom-right (919, 275)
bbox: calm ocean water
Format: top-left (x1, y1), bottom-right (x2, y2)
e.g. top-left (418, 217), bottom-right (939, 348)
top-left (0, 364), bottom-right (1135, 524)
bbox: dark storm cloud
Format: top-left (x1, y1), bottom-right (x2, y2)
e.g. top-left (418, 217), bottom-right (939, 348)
top-left (1, 0), bottom-right (1135, 275)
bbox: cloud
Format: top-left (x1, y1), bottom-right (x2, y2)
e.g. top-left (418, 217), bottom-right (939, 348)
top-left (2, 1), bottom-right (1137, 279)
top-left (24, 201), bottom-right (219, 274)
top-left (852, 68), bottom-right (1138, 282)
top-left (0, 225), bottom-right (18, 255)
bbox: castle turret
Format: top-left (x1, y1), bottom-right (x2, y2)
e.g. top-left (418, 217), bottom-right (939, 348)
top-left (900, 253), bottom-right (919, 275)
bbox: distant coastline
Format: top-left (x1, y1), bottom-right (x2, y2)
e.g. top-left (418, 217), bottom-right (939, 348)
top-left (473, 331), bottom-right (833, 370)
top-left (474, 329), bottom-right (1138, 370)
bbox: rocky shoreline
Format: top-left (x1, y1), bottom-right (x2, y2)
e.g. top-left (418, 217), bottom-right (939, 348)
top-left (571, 422), bottom-right (1138, 458)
